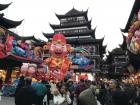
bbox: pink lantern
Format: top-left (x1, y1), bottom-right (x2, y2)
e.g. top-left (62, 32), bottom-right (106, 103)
top-left (27, 64), bottom-right (37, 76)
top-left (138, 9), bottom-right (140, 21)
top-left (21, 63), bottom-right (29, 74)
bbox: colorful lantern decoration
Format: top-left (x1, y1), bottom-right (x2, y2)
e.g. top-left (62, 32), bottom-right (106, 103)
top-left (20, 63), bottom-right (37, 77)
top-left (27, 64), bottom-right (37, 77)
top-left (0, 28), bottom-right (6, 58)
top-left (5, 35), bottom-right (15, 54)
top-left (20, 63), bottom-right (29, 76)
top-left (35, 67), bottom-right (47, 81)
top-left (72, 53), bottom-right (91, 69)
top-left (0, 70), bottom-right (6, 81)
top-left (43, 33), bottom-right (73, 81)
top-left (11, 40), bottom-right (26, 56)
top-left (33, 46), bottom-right (43, 60)
top-left (127, 9), bottom-right (140, 54)
top-left (0, 40), bottom-right (5, 57)
top-left (78, 74), bottom-right (88, 81)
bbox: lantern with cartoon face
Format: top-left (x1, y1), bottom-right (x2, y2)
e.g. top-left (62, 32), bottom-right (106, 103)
top-left (20, 63), bottom-right (29, 76)
top-left (27, 64), bottom-right (37, 77)
top-left (20, 63), bottom-right (37, 77)
top-left (43, 33), bottom-right (73, 80)
top-left (48, 33), bottom-right (72, 58)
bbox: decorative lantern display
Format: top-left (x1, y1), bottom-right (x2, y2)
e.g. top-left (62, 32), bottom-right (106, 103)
top-left (43, 33), bottom-right (73, 81)
top-left (35, 67), bottom-right (46, 81)
top-left (78, 74), bottom-right (88, 81)
top-left (126, 9), bottom-right (140, 54)
top-left (0, 27), bottom-right (6, 58)
top-left (0, 70), bottom-right (6, 81)
top-left (20, 63), bottom-right (37, 77)
top-left (27, 64), bottom-right (37, 77)
top-left (20, 63), bottom-right (29, 76)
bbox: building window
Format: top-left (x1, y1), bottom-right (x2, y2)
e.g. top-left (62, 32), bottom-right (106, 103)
top-left (74, 30), bottom-right (78, 33)
top-left (114, 56), bottom-right (127, 63)
top-left (61, 18), bottom-right (67, 22)
top-left (115, 66), bottom-right (122, 73)
top-left (92, 46), bottom-right (96, 54)
top-left (62, 30), bottom-right (66, 34)
top-left (77, 16), bottom-right (85, 21)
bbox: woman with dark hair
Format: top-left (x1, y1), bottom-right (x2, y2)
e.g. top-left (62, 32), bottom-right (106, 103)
top-left (53, 84), bottom-right (71, 105)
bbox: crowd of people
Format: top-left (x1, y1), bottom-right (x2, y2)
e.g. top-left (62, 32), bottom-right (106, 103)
top-left (0, 75), bottom-right (140, 105)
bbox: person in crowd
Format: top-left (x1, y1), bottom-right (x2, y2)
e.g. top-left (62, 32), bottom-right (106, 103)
top-left (123, 84), bottom-right (136, 105)
top-left (96, 83), bottom-right (107, 105)
top-left (67, 80), bottom-right (75, 105)
top-left (52, 84), bottom-right (71, 105)
top-left (78, 81), bottom-right (97, 105)
top-left (105, 83), bottom-right (114, 105)
top-left (75, 79), bottom-right (88, 105)
top-left (15, 77), bottom-right (37, 105)
top-left (42, 80), bottom-right (52, 105)
top-left (34, 80), bottom-right (47, 105)
top-left (112, 82), bottom-right (133, 105)
top-left (56, 81), bottom-right (63, 89)
top-left (14, 76), bottom-right (25, 97)
top-left (134, 86), bottom-right (140, 105)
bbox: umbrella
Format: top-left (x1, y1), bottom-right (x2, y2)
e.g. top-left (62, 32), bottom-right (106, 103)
top-left (32, 82), bottom-right (47, 96)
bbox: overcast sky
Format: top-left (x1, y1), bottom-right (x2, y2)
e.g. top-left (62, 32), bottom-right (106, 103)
top-left (0, 0), bottom-right (134, 51)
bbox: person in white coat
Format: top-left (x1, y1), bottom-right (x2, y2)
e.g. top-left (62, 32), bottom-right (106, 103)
top-left (52, 84), bottom-right (71, 105)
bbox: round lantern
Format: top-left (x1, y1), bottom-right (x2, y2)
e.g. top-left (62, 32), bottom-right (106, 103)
top-left (27, 64), bottom-right (37, 76)
top-left (20, 63), bottom-right (29, 75)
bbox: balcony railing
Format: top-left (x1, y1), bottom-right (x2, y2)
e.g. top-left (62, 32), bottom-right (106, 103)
top-left (60, 20), bottom-right (86, 26)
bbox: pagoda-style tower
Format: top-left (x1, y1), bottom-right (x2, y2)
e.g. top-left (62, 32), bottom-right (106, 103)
top-left (43, 8), bottom-right (106, 75)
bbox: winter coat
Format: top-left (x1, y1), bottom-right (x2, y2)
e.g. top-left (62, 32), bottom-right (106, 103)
top-left (53, 93), bottom-right (71, 105)
top-left (15, 85), bottom-right (37, 105)
top-left (78, 87), bottom-right (97, 105)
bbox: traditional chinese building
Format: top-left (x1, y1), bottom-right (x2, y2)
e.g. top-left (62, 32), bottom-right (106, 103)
top-left (43, 8), bottom-right (106, 78)
top-left (0, 3), bottom-right (11, 11)
top-left (104, 47), bottom-right (128, 79)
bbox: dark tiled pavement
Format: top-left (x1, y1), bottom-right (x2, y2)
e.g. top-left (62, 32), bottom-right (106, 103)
top-left (0, 96), bottom-right (15, 105)
top-left (0, 96), bottom-right (77, 105)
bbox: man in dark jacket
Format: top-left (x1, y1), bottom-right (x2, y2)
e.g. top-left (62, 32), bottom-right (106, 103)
top-left (15, 77), bottom-right (37, 105)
